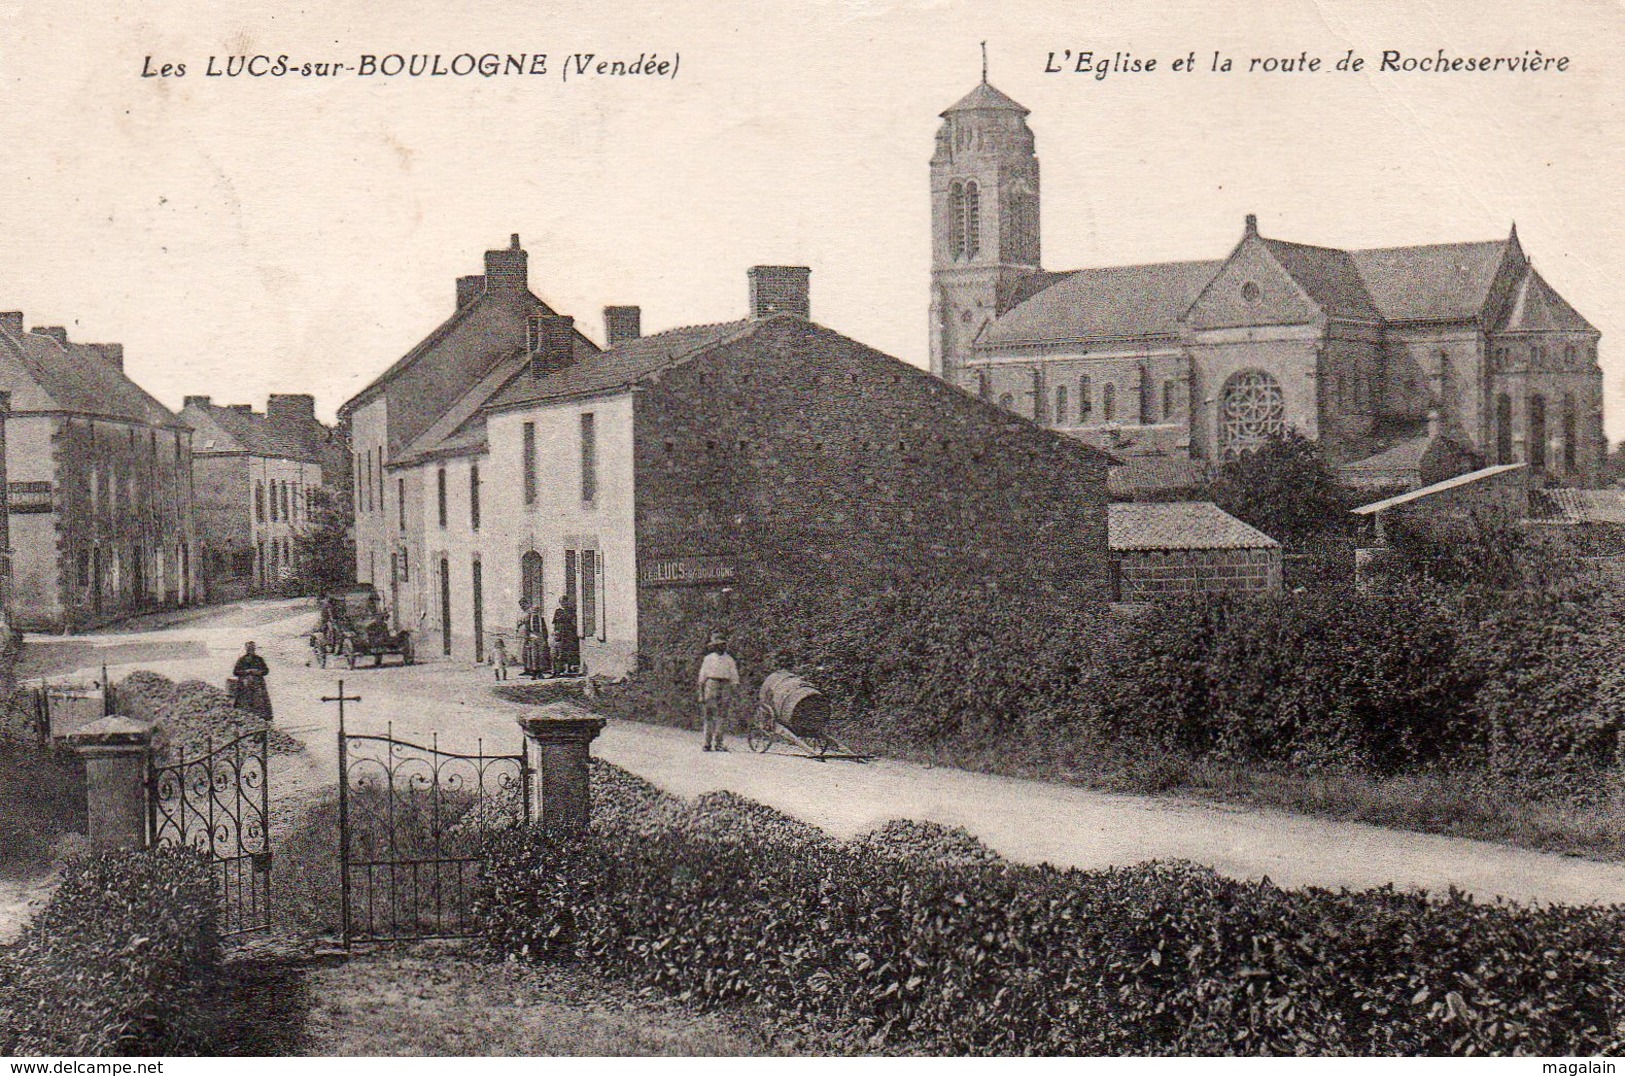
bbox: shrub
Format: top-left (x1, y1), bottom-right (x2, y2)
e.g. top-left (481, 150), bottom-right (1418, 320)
top-left (477, 767), bottom-right (1625, 1056)
top-left (0, 846), bottom-right (220, 1056)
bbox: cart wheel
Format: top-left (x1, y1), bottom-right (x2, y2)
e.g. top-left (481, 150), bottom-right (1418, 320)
top-left (746, 727), bottom-right (772, 754)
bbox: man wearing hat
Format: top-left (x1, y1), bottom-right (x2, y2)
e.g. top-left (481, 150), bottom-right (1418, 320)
top-left (695, 631), bottom-right (740, 752)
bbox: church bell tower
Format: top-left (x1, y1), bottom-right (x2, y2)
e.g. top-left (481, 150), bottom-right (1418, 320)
top-left (929, 54), bottom-right (1042, 390)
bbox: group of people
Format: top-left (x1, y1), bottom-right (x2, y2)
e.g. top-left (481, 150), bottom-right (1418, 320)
top-left (496, 595), bottom-right (582, 680)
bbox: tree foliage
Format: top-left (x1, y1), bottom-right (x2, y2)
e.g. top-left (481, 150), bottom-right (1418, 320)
top-left (1206, 431), bottom-right (1358, 550)
top-left (289, 483), bottom-right (356, 594)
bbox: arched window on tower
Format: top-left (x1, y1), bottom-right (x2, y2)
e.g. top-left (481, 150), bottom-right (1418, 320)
top-left (949, 182), bottom-right (966, 261)
top-left (1495, 393), bottom-right (1513, 465)
top-left (1079, 376), bottom-right (1092, 420)
top-left (1055, 384), bottom-right (1068, 426)
top-left (977, 369), bottom-right (990, 399)
top-left (1528, 394), bottom-right (1547, 470)
top-left (1219, 370), bottom-right (1286, 460)
top-left (1102, 383), bottom-right (1117, 423)
top-left (962, 181), bottom-right (981, 260)
top-left (1562, 393), bottom-right (1577, 474)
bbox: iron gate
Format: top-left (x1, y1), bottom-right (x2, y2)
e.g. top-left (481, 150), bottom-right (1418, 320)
top-left (339, 722), bottom-right (531, 944)
top-left (148, 730), bottom-right (272, 936)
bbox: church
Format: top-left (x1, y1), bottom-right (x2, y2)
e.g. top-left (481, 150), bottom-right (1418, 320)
top-left (929, 77), bottom-right (1607, 488)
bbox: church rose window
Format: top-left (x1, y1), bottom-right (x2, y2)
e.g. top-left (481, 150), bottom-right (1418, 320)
top-left (1219, 370), bottom-right (1286, 459)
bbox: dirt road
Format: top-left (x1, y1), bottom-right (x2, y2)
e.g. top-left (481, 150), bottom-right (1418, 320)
top-left (28, 597), bottom-right (1625, 908)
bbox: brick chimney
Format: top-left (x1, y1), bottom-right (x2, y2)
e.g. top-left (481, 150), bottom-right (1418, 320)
top-left (0, 312), bottom-right (21, 336)
top-left (747, 266), bottom-right (810, 319)
top-left (183, 395), bottom-right (211, 410)
top-left (268, 393), bottom-right (317, 431)
top-left (527, 314), bottom-right (576, 380)
top-left (457, 275), bottom-right (485, 309)
top-left (604, 305), bottom-right (641, 346)
top-left (1244, 213), bottom-right (1259, 237)
top-left (30, 326), bottom-right (68, 346)
top-left (485, 234), bottom-right (528, 293)
top-left (93, 343), bottom-right (124, 370)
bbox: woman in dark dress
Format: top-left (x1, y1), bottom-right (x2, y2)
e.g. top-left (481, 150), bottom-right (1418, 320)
top-left (519, 600), bottom-right (552, 679)
top-left (231, 641), bottom-right (273, 720)
top-left (552, 596), bottom-right (580, 676)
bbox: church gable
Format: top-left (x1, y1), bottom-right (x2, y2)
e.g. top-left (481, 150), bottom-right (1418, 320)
top-left (1184, 234), bottom-right (1321, 331)
top-left (1494, 266), bottom-right (1597, 334)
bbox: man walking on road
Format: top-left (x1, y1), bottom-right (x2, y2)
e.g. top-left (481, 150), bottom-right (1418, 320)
top-left (697, 631), bottom-right (740, 752)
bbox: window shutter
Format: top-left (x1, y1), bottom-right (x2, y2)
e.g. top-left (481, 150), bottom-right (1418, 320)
top-left (580, 549), bottom-right (597, 639)
top-left (596, 551), bottom-right (606, 642)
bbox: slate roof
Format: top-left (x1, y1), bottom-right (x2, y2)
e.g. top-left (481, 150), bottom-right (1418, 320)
top-left (941, 81), bottom-right (1029, 115)
top-left (1107, 457), bottom-right (1214, 500)
top-left (978, 231), bottom-right (1541, 349)
top-left (395, 350), bottom-right (532, 464)
top-left (1347, 240), bottom-right (1513, 323)
top-left (1261, 239), bottom-right (1380, 321)
top-left (978, 260), bottom-right (1223, 347)
top-left (1529, 488), bottom-right (1625, 525)
top-left (1107, 501), bottom-right (1280, 551)
top-left (0, 326), bottom-right (180, 427)
top-left (485, 320), bottom-right (754, 412)
top-left (181, 400), bottom-right (320, 461)
top-left (1495, 267), bottom-right (1597, 333)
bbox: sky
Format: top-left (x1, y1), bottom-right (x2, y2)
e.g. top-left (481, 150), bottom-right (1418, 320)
top-left (0, 0), bottom-right (1620, 435)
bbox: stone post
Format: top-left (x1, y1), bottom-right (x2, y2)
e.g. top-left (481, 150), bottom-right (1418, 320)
top-left (517, 711), bottom-right (607, 835)
top-left (65, 715), bottom-right (154, 852)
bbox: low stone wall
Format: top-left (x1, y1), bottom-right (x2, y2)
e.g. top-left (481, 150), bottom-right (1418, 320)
top-left (1113, 547), bottom-right (1281, 601)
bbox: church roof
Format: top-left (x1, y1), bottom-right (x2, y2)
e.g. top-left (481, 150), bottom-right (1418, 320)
top-left (1495, 266), bottom-right (1597, 333)
top-left (1261, 239), bottom-right (1381, 320)
top-left (1108, 501), bottom-right (1279, 551)
top-left (1346, 240), bottom-right (1513, 323)
top-left (977, 259), bottom-right (1223, 347)
top-left (941, 81), bottom-right (1030, 116)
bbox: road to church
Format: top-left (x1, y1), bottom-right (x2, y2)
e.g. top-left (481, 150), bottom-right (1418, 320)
top-left (28, 597), bottom-right (1625, 909)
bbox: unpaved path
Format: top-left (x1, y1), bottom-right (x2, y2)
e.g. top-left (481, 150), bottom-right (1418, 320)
top-left (31, 598), bottom-right (1625, 908)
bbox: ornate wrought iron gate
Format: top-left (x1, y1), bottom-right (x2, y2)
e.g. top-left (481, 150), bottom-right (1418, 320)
top-left (339, 721), bottom-right (531, 944)
top-left (148, 730), bottom-right (273, 936)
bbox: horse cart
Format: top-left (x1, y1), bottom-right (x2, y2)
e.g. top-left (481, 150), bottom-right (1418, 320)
top-left (311, 584), bottom-right (415, 669)
top-left (746, 670), bottom-right (866, 761)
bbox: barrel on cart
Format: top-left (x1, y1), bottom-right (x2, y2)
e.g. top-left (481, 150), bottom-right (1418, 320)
top-left (746, 670), bottom-right (864, 761)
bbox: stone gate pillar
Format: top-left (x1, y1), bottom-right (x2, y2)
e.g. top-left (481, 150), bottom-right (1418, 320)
top-left (517, 711), bottom-right (607, 835)
top-left (65, 715), bottom-right (154, 852)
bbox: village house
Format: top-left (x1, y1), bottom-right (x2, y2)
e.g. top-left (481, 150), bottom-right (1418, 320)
top-left (179, 394), bottom-right (332, 598)
top-left (341, 244), bottom-right (1114, 676)
top-left (0, 313), bottom-right (197, 630)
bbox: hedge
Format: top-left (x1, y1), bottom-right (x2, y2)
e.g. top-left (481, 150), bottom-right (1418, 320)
top-left (475, 762), bottom-right (1625, 1056)
top-left (0, 846), bottom-right (220, 1056)
top-left (599, 575), bottom-right (1625, 800)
